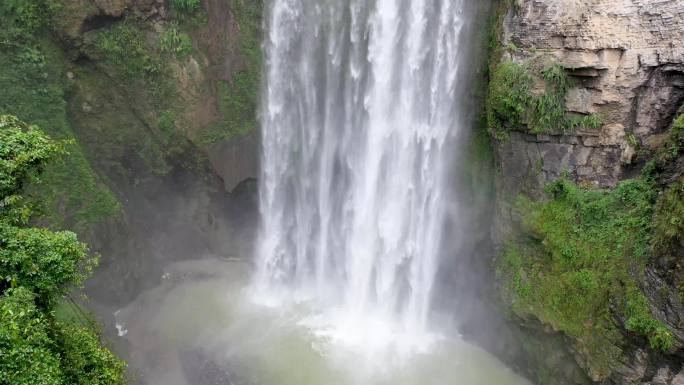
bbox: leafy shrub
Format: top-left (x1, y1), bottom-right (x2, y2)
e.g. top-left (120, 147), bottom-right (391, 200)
top-left (56, 323), bottom-right (127, 385)
top-left (0, 288), bottom-right (64, 385)
top-left (0, 224), bottom-right (91, 306)
top-left (487, 60), bottom-right (532, 138)
top-left (0, 115), bottom-right (128, 384)
top-left (0, 115), bottom-right (60, 198)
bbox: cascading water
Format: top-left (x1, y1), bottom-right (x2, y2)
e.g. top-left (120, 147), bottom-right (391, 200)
top-left (255, 0), bottom-right (470, 359)
top-left (105, 2), bottom-right (531, 383)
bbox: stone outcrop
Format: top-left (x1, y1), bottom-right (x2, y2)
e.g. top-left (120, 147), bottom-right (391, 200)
top-left (497, 0), bottom-right (684, 192)
top-left (492, 0), bottom-right (684, 383)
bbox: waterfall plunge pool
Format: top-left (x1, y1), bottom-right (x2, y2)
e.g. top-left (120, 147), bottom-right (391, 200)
top-left (113, 258), bottom-right (530, 385)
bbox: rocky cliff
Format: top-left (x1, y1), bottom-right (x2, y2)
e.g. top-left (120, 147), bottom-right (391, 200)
top-left (489, 0), bottom-right (684, 384)
top-left (0, 0), bottom-right (260, 308)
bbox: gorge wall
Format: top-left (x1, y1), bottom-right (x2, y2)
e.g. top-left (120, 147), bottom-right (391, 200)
top-left (5, 1), bottom-right (684, 384)
top-left (489, 0), bottom-right (684, 384)
top-left (0, 0), bottom-right (260, 308)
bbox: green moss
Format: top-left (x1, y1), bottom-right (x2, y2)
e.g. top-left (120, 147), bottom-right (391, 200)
top-left (498, 176), bottom-right (675, 377)
top-left (0, 0), bottom-right (57, 41)
top-left (54, 298), bottom-right (91, 327)
top-left (194, 0), bottom-right (263, 146)
top-left (655, 114), bottom-right (684, 169)
top-left (0, 35), bottom-right (120, 232)
top-left (652, 179), bottom-right (684, 255)
top-left (625, 289), bottom-right (675, 351)
top-left (80, 19), bottom-right (198, 176)
top-left (94, 21), bottom-right (163, 79)
top-left (195, 74), bottom-right (259, 145)
top-left (485, 0), bottom-right (509, 78)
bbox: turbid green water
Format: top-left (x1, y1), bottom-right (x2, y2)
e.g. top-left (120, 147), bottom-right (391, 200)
top-left (113, 259), bottom-right (530, 385)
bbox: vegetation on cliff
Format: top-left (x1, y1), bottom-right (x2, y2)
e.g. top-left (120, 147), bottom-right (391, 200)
top-left (487, 60), bottom-right (602, 139)
top-left (487, 1), bottom-right (683, 381)
top-left (0, 0), bottom-right (121, 232)
top-left (194, 0), bottom-right (263, 146)
top-left (485, 2), bottom-right (601, 139)
top-left (499, 176), bottom-right (673, 376)
top-left (0, 115), bottom-right (127, 385)
top-left (497, 113), bottom-right (684, 379)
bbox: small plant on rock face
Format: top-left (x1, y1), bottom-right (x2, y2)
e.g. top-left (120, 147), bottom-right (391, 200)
top-left (487, 60), bottom-right (533, 138)
top-left (487, 60), bottom-right (603, 136)
top-left (160, 26), bottom-right (193, 58)
top-left (170, 0), bottom-right (201, 13)
top-left (625, 292), bottom-right (675, 351)
top-left (96, 22), bottom-right (163, 78)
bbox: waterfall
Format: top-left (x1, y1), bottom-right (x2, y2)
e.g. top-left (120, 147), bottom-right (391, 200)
top-left (254, 0), bottom-right (468, 357)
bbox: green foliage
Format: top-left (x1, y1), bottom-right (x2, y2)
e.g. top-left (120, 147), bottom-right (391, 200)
top-left (625, 289), bottom-right (675, 351)
top-left (499, 176), bottom-right (674, 377)
top-left (652, 179), bottom-right (684, 254)
top-left (0, 115), bottom-right (61, 198)
top-left (196, 74), bottom-right (258, 145)
top-left (0, 0), bottom-right (56, 42)
top-left (170, 0), bottom-right (201, 13)
top-left (487, 60), bottom-right (602, 137)
top-left (77, 17), bottom-right (193, 176)
top-left (160, 26), bottom-right (193, 58)
top-left (0, 292), bottom-right (127, 385)
top-left (0, 224), bottom-right (92, 306)
top-left (158, 110), bottom-right (178, 134)
top-left (528, 65), bottom-right (570, 133)
top-left (230, 0), bottom-right (263, 62)
top-left (541, 64), bottom-right (570, 94)
top-left (0, 21), bottom-right (120, 231)
top-left (96, 22), bottom-right (163, 78)
top-left (0, 288), bottom-right (64, 385)
top-left (56, 323), bottom-right (127, 385)
top-left (529, 177), bottom-right (656, 263)
top-left (194, 0), bottom-right (263, 146)
top-left (487, 60), bottom-right (532, 138)
top-left (654, 114), bottom-right (684, 170)
top-left (54, 298), bottom-right (90, 327)
top-left (484, 0), bottom-right (509, 78)
top-left (0, 116), bottom-right (127, 384)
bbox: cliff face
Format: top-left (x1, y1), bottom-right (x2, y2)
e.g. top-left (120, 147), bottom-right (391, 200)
top-left (65, 0), bottom-right (261, 306)
top-left (496, 0), bottom-right (684, 201)
top-left (491, 0), bottom-right (684, 384)
top-left (0, 0), bottom-right (261, 307)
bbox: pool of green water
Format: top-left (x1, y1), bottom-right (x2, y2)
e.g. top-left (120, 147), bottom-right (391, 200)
top-left (113, 259), bottom-right (531, 385)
